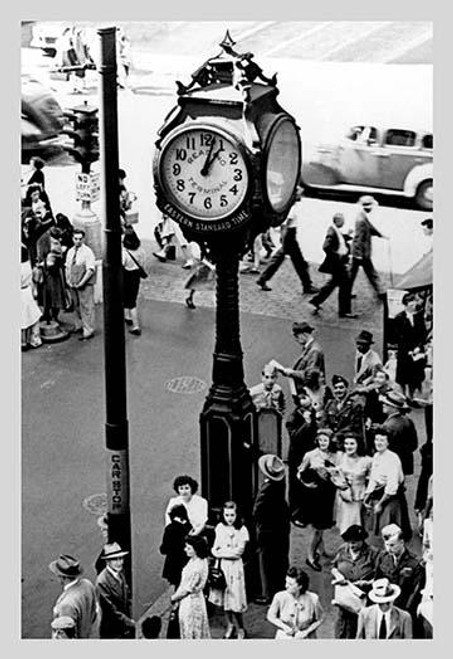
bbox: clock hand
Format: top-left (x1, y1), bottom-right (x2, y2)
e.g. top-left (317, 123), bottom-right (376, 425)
top-left (200, 138), bottom-right (216, 176)
top-left (201, 143), bottom-right (225, 176)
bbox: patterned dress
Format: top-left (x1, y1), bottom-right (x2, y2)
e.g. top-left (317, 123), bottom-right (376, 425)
top-left (208, 523), bottom-right (249, 613)
top-left (333, 453), bottom-right (372, 535)
top-left (176, 557), bottom-right (210, 639)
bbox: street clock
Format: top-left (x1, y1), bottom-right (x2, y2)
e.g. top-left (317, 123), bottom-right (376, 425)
top-left (153, 31), bottom-right (301, 241)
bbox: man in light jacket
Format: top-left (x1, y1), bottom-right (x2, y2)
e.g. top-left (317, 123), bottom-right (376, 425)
top-left (357, 578), bottom-right (412, 639)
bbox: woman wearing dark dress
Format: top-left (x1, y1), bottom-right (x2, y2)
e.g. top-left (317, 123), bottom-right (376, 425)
top-left (393, 292), bottom-right (427, 399)
top-left (297, 428), bottom-right (338, 571)
top-left (37, 234), bottom-right (66, 323)
top-left (160, 504), bottom-right (192, 588)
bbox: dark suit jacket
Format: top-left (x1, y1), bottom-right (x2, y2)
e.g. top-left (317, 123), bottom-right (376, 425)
top-left (383, 412), bottom-right (418, 475)
top-left (159, 520), bottom-right (191, 586)
top-left (323, 395), bottom-right (365, 447)
top-left (356, 604), bottom-right (412, 639)
top-left (374, 548), bottom-right (425, 616)
top-left (318, 225), bottom-right (351, 274)
top-left (352, 210), bottom-right (383, 260)
top-left (393, 311), bottom-right (427, 387)
top-left (96, 567), bottom-right (133, 639)
top-left (291, 340), bottom-right (326, 393)
top-left (253, 479), bottom-right (290, 537)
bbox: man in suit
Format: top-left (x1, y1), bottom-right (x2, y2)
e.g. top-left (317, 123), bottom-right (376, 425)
top-left (96, 542), bottom-right (135, 639)
top-left (309, 212), bottom-right (357, 318)
top-left (256, 186), bottom-right (318, 295)
top-left (353, 329), bottom-right (382, 386)
top-left (49, 554), bottom-right (99, 638)
top-left (381, 391), bottom-right (418, 477)
top-left (275, 321), bottom-right (325, 396)
top-left (349, 195), bottom-right (389, 300)
top-left (374, 524), bottom-right (425, 637)
top-left (357, 578), bottom-right (412, 638)
top-left (253, 454), bottom-right (290, 604)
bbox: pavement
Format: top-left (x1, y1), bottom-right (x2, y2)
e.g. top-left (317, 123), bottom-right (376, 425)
top-left (22, 231), bottom-right (426, 638)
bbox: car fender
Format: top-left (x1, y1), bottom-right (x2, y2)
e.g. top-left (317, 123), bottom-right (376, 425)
top-left (404, 163), bottom-right (433, 197)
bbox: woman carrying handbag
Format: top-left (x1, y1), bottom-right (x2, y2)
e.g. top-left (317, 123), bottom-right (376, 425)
top-left (208, 501), bottom-right (249, 639)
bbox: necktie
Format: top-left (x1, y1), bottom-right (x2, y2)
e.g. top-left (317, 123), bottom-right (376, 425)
top-left (378, 614), bottom-right (387, 639)
top-left (357, 355), bottom-right (363, 373)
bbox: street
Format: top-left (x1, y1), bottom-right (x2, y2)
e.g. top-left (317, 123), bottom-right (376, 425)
top-left (21, 24), bottom-right (432, 639)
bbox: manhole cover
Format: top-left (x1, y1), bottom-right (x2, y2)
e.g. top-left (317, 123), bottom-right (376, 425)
top-left (166, 376), bottom-right (207, 395)
top-left (83, 493), bottom-right (107, 516)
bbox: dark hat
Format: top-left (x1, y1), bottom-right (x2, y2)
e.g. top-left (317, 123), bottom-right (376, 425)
top-left (292, 321), bottom-right (314, 335)
top-left (341, 524), bottom-right (368, 542)
top-left (379, 390), bottom-right (410, 411)
top-left (359, 195), bottom-right (376, 208)
top-left (332, 374), bottom-right (349, 387)
top-left (100, 542), bottom-right (129, 561)
top-left (356, 329), bottom-right (374, 344)
top-left (421, 218), bottom-right (433, 229)
top-left (49, 554), bottom-right (83, 578)
top-left (258, 454), bottom-right (286, 481)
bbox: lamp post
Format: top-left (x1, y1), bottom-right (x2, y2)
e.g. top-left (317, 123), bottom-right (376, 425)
top-left (153, 31), bottom-right (301, 519)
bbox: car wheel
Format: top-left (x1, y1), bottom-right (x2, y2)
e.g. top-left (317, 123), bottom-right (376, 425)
top-left (415, 179), bottom-right (433, 210)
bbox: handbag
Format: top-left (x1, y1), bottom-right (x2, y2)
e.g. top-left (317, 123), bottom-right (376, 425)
top-left (166, 607), bottom-right (180, 639)
top-left (332, 582), bottom-right (366, 614)
top-left (126, 249), bottom-right (148, 279)
top-left (207, 558), bottom-right (227, 591)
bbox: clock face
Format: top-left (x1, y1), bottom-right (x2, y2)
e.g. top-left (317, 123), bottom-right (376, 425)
top-left (158, 126), bottom-right (249, 221)
top-left (265, 119), bottom-right (300, 213)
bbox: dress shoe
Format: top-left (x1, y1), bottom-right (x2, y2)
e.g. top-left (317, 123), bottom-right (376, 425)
top-left (152, 251), bottom-right (167, 262)
top-left (129, 327), bottom-right (141, 336)
top-left (124, 318), bottom-right (133, 326)
top-left (256, 281), bottom-right (272, 291)
top-left (223, 625), bottom-right (236, 639)
top-left (305, 557), bottom-right (322, 572)
top-left (309, 300), bottom-right (321, 315)
top-left (291, 519), bottom-right (306, 528)
top-left (79, 333), bottom-right (95, 341)
top-left (185, 298), bottom-right (196, 309)
top-left (339, 312), bottom-right (358, 319)
top-left (182, 259), bottom-right (194, 269)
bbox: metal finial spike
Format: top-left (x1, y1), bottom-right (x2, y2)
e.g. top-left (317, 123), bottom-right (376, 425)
top-left (220, 30), bottom-right (236, 51)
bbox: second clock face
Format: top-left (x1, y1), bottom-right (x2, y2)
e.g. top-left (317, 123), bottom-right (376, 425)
top-left (159, 126), bottom-right (249, 220)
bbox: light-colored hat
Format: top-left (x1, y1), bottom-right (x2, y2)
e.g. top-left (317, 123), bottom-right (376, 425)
top-left (368, 578), bottom-right (401, 604)
top-left (100, 542), bottom-right (129, 561)
top-left (258, 454), bottom-right (286, 481)
top-left (48, 554), bottom-right (83, 578)
top-left (51, 616), bottom-right (76, 631)
top-left (379, 390), bottom-right (410, 411)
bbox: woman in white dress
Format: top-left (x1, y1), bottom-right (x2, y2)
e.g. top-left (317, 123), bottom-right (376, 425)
top-left (165, 475), bottom-right (208, 536)
top-left (208, 501), bottom-right (249, 639)
top-left (170, 535), bottom-right (211, 639)
top-left (333, 434), bottom-right (372, 535)
top-left (21, 245), bottom-right (42, 350)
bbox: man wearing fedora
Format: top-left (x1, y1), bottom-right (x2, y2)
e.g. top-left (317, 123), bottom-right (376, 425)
top-left (96, 542), bottom-right (136, 639)
top-left (349, 195), bottom-right (389, 301)
top-left (356, 578), bottom-right (412, 639)
top-left (381, 391), bottom-right (418, 477)
top-left (353, 330), bottom-right (382, 387)
top-left (374, 524), bottom-right (425, 637)
top-left (275, 322), bottom-right (325, 396)
top-left (49, 554), bottom-right (99, 638)
top-left (253, 454), bottom-right (290, 605)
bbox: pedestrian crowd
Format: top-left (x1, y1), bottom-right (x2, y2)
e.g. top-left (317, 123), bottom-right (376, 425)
top-left (47, 308), bottom-right (433, 640)
top-left (21, 162), bottom-right (147, 348)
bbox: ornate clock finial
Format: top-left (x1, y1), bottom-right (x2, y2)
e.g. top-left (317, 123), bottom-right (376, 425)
top-left (220, 30), bottom-right (236, 53)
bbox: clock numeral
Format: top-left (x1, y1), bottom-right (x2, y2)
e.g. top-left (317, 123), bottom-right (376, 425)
top-left (176, 179), bottom-right (185, 192)
top-left (229, 152), bottom-right (238, 165)
top-left (176, 148), bottom-right (187, 161)
top-left (188, 192), bottom-right (196, 204)
top-left (172, 163), bottom-right (181, 176)
top-left (220, 195), bottom-right (228, 207)
top-left (229, 184), bottom-right (238, 196)
top-left (186, 137), bottom-right (196, 150)
top-left (204, 197), bottom-right (212, 210)
top-left (233, 169), bottom-right (243, 181)
top-left (200, 133), bottom-right (213, 147)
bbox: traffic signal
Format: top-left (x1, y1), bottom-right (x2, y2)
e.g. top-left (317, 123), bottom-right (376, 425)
top-left (62, 103), bottom-right (99, 170)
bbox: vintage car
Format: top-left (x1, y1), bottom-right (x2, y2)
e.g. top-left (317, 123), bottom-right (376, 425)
top-left (301, 124), bottom-right (433, 210)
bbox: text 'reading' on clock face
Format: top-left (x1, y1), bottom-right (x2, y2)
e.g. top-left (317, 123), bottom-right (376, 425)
top-left (266, 120), bottom-right (300, 213)
top-left (159, 128), bottom-right (249, 221)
